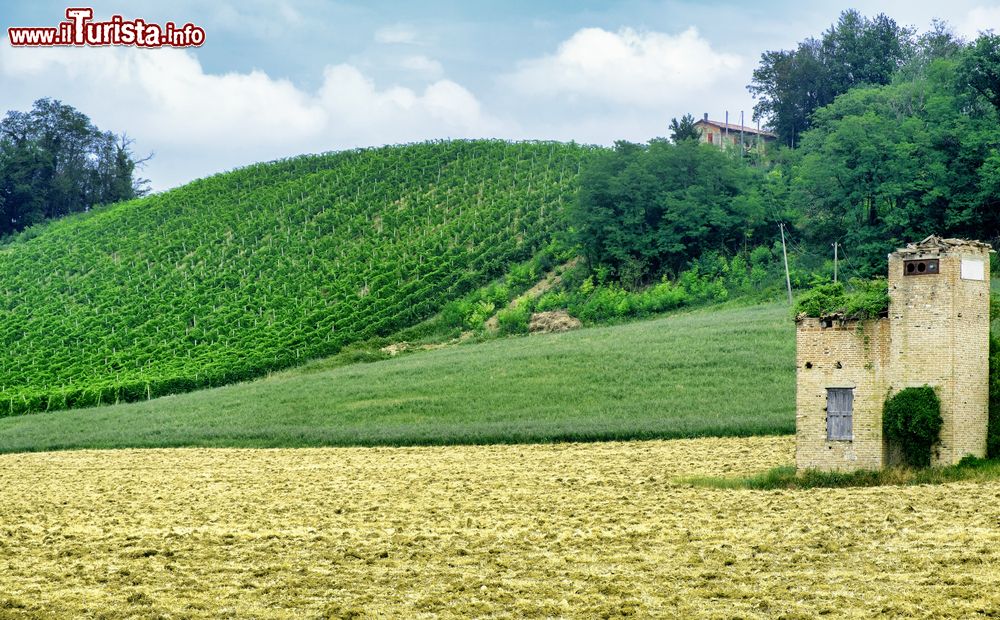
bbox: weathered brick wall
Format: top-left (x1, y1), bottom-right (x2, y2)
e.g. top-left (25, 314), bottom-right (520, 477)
top-left (887, 245), bottom-right (990, 465)
top-left (795, 318), bottom-right (890, 471)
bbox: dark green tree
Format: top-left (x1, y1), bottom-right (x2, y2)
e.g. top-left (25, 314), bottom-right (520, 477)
top-left (0, 98), bottom-right (149, 235)
top-left (957, 33), bottom-right (1000, 113)
top-left (572, 139), bottom-right (766, 283)
top-left (748, 10), bottom-right (913, 146)
top-left (747, 41), bottom-right (827, 147)
top-left (790, 54), bottom-right (1000, 274)
top-left (668, 114), bottom-right (699, 142)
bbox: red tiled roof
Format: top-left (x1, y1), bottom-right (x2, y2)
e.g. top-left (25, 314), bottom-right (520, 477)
top-left (694, 119), bottom-right (776, 138)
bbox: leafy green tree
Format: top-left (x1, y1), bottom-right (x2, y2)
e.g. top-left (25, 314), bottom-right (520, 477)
top-left (791, 57), bottom-right (1000, 274)
top-left (897, 19), bottom-right (965, 80)
top-left (669, 114), bottom-right (699, 142)
top-left (572, 139), bottom-right (766, 283)
top-left (0, 98), bottom-right (149, 235)
top-left (0, 138), bottom-right (50, 230)
top-left (748, 40), bottom-right (828, 147)
top-left (957, 33), bottom-right (1000, 113)
top-left (749, 10), bottom-right (913, 146)
top-left (821, 11), bottom-right (912, 88)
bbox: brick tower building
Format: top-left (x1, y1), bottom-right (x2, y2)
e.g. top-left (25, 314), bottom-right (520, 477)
top-left (795, 236), bottom-right (991, 471)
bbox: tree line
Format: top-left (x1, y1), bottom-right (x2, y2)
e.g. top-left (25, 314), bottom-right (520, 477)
top-left (0, 98), bottom-right (149, 237)
top-left (580, 11), bottom-right (1000, 284)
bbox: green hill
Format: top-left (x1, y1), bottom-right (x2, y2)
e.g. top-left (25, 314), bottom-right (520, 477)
top-left (0, 140), bottom-right (591, 415)
top-left (0, 302), bottom-right (795, 453)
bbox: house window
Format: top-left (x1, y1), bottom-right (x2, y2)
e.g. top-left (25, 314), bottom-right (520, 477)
top-left (707, 132), bottom-right (713, 144)
top-left (826, 387), bottom-right (853, 440)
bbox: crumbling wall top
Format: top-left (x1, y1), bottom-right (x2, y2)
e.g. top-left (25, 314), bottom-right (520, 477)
top-left (892, 235), bottom-right (992, 258)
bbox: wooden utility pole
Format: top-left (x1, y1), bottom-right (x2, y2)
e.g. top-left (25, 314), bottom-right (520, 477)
top-left (740, 110), bottom-right (745, 154)
top-left (833, 242), bottom-right (839, 283)
top-left (780, 223), bottom-right (793, 304)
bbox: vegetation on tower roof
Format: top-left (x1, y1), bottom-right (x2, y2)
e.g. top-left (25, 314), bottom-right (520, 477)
top-left (793, 278), bottom-right (889, 320)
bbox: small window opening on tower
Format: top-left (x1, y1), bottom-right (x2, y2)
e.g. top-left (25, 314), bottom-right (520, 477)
top-left (904, 259), bottom-right (939, 276)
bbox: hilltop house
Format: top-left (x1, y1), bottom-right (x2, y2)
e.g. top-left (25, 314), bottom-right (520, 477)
top-left (693, 113), bottom-right (776, 152)
top-left (795, 236), bottom-right (991, 471)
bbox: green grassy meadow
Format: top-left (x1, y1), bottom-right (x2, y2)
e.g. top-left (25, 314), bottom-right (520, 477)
top-left (0, 302), bottom-right (794, 453)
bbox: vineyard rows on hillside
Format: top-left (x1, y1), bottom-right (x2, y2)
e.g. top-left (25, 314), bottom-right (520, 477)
top-left (0, 140), bottom-right (593, 414)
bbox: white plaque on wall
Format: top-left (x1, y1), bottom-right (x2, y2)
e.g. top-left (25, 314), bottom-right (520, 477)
top-left (961, 259), bottom-right (985, 281)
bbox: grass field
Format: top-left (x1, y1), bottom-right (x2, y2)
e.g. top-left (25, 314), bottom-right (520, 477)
top-left (3, 435), bottom-right (999, 618)
top-left (0, 302), bottom-right (794, 453)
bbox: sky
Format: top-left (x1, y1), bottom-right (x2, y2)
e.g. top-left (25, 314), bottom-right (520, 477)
top-left (1, 0), bottom-right (998, 191)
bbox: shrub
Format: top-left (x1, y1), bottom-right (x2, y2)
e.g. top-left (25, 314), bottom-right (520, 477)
top-left (794, 278), bottom-right (888, 320)
top-left (482, 283), bottom-right (511, 307)
top-left (794, 282), bottom-right (846, 317)
top-left (634, 279), bottom-right (687, 314)
top-left (496, 302), bottom-right (531, 335)
top-left (617, 257), bottom-right (647, 291)
top-left (535, 291), bottom-right (570, 312)
top-left (505, 263), bottom-right (537, 290)
top-left (467, 301), bottom-right (496, 330)
top-left (441, 299), bottom-right (472, 329)
top-left (841, 278), bottom-right (890, 319)
top-left (883, 386), bottom-right (943, 468)
top-left (989, 335), bottom-right (1000, 458)
top-left (572, 285), bottom-right (631, 322)
top-left (676, 266), bottom-right (728, 303)
top-left (749, 245), bottom-right (773, 269)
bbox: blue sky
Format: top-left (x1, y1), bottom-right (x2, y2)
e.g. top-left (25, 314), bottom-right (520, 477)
top-left (2, 0), bottom-right (998, 190)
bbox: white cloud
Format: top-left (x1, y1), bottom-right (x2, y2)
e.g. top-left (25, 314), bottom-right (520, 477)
top-left (0, 43), bottom-right (502, 190)
top-left (317, 64), bottom-right (499, 144)
top-left (503, 26), bottom-right (744, 107)
top-left (374, 24), bottom-right (420, 45)
top-left (399, 55), bottom-right (444, 78)
top-left (957, 6), bottom-right (1000, 38)
top-left (0, 23), bottom-right (758, 192)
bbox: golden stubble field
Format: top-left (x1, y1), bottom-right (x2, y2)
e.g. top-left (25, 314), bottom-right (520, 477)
top-left (1, 436), bottom-right (999, 619)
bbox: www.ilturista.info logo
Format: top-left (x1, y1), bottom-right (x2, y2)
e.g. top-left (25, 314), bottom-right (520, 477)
top-left (8, 8), bottom-right (205, 48)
